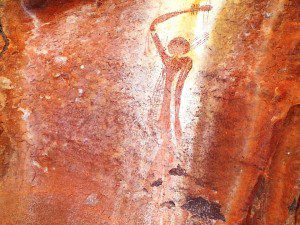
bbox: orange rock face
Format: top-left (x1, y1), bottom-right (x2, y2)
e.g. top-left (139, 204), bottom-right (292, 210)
top-left (0, 0), bottom-right (299, 224)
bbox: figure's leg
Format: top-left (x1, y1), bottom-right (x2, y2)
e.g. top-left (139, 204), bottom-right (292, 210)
top-left (174, 72), bottom-right (188, 142)
top-left (159, 75), bottom-right (172, 132)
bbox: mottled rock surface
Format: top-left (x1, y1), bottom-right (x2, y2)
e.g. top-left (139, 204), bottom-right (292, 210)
top-left (0, 0), bottom-right (299, 224)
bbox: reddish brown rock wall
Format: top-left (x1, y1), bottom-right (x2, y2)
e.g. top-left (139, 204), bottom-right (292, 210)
top-left (0, 0), bottom-right (299, 224)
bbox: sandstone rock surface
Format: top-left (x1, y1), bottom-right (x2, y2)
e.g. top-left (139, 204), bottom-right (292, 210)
top-left (0, 0), bottom-right (299, 224)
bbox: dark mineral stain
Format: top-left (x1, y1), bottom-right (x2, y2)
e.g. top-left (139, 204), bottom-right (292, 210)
top-left (151, 178), bottom-right (163, 187)
top-left (161, 201), bottom-right (175, 209)
top-left (23, 0), bottom-right (48, 9)
top-left (0, 20), bottom-right (9, 58)
top-left (288, 198), bottom-right (299, 213)
top-left (96, 0), bottom-right (102, 7)
top-left (169, 164), bottom-right (186, 176)
top-left (181, 196), bottom-right (225, 222)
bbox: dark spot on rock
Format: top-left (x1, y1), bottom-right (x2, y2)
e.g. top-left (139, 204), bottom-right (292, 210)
top-left (288, 198), bottom-right (299, 213)
top-left (161, 200), bottom-right (175, 209)
top-left (151, 178), bottom-right (162, 187)
top-left (96, 0), bottom-right (102, 7)
top-left (23, 0), bottom-right (48, 9)
top-left (181, 196), bottom-right (225, 222)
top-left (169, 164), bottom-right (186, 176)
top-left (0, 20), bottom-right (9, 58)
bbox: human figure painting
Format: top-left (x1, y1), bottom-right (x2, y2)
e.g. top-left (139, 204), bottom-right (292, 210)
top-left (150, 4), bottom-right (212, 144)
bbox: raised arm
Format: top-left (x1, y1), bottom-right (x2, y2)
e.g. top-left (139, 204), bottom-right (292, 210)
top-left (150, 28), bottom-right (169, 64)
top-left (150, 5), bottom-right (212, 31)
top-left (150, 10), bottom-right (190, 63)
top-left (150, 5), bottom-right (212, 63)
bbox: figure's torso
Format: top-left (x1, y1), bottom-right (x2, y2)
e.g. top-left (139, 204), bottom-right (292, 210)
top-left (165, 56), bottom-right (192, 79)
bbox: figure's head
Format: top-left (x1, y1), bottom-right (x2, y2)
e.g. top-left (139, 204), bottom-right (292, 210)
top-left (168, 37), bottom-right (190, 56)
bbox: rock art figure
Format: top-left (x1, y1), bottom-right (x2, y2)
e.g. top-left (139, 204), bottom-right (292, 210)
top-left (150, 4), bottom-right (212, 142)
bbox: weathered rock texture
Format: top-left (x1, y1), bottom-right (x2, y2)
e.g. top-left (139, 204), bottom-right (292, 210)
top-left (0, 0), bottom-right (299, 224)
